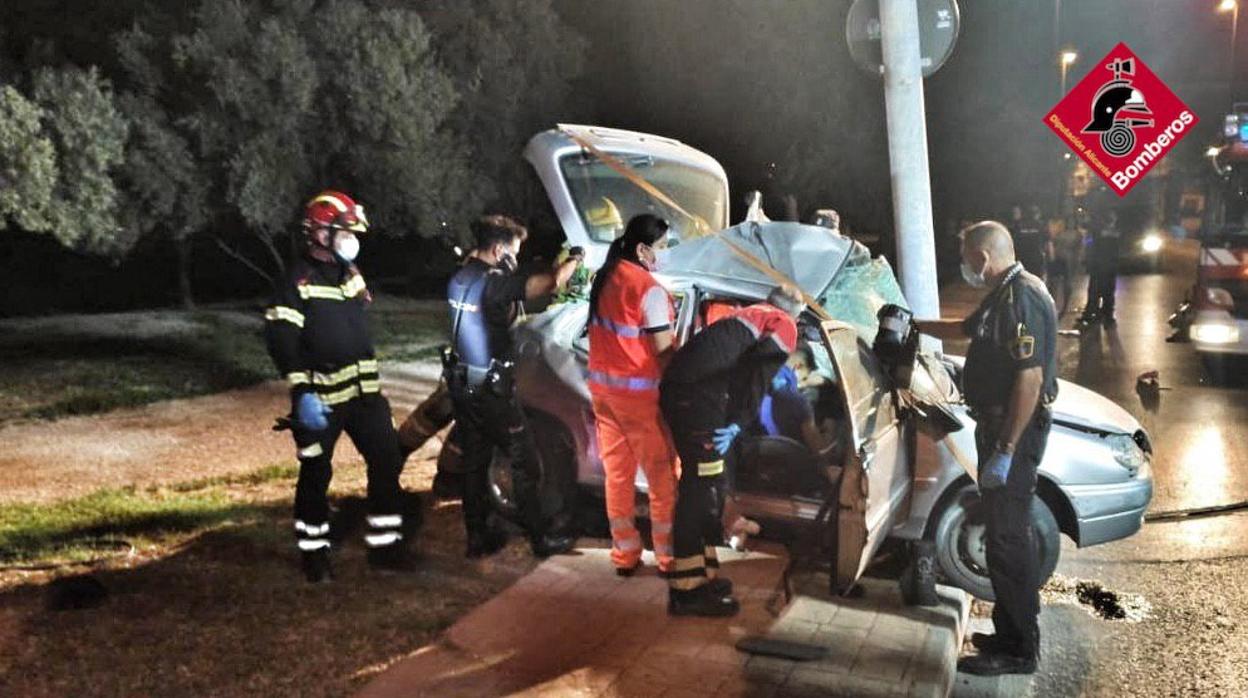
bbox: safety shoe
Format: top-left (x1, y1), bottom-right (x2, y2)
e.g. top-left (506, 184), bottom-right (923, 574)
top-left (616, 561), bottom-right (641, 577)
top-left (367, 545), bottom-right (421, 573)
top-left (957, 652), bottom-right (1037, 676)
top-left (668, 587), bottom-right (740, 617)
top-left (466, 527), bottom-right (509, 559)
top-left (301, 549), bottom-right (334, 584)
top-left (531, 533), bottom-right (577, 558)
top-left (706, 576), bottom-right (734, 596)
top-left (970, 632), bottom-right (1018, 655)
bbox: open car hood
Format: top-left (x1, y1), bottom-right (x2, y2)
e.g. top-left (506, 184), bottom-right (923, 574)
top-left (663, 221), bottom-right (856, 301)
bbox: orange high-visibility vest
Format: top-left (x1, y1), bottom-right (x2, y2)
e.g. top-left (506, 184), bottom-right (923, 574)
top-left (588, 261), bottom-right (673, 397)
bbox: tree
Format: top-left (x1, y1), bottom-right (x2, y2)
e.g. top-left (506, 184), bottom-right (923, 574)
top-left (157, 0), bottom-right (481, 275)
top-left (30, 66), bottom-right (131, 256)
top-left (0, 67), bottom-right (130, 258)
top-left (420, 0), bottom-right (587, 232)
top-left (0, 84), bottom-right (57, 232)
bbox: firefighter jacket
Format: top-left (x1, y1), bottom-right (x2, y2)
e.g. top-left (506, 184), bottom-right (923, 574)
top-left (661, 304), bottom-right (798, 433)
top-left (264, 255), bottom-right (380, 406)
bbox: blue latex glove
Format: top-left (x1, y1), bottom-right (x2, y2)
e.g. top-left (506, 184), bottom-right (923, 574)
top-left (712, 423), bottom-right (742, 456)
top-left (979, 451), bottom-right (1013, 490)
top-left (295, 392), bottom-right (332, 431)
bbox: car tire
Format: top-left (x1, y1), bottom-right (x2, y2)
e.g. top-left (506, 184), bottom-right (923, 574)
top-left (1200, 352), bottom-right (1227, 385)
top-left (487, 409), bottom-right (580, 533)
top-left (930, 483), bottom-right (1061, 601)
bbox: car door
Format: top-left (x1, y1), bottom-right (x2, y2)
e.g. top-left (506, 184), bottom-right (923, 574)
top-left (820, 320), bottom-right (914, 593)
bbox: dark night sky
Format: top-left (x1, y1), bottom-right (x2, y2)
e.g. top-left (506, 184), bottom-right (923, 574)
top-left (556, 0), bottom-right (1240, 233)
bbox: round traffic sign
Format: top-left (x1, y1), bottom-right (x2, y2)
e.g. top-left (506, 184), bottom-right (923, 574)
top-left (846, 0), bottom-right (960, 78)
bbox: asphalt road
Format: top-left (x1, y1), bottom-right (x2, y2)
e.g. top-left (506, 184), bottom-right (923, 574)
top-left (955, 243), bottom-right (1248, 697)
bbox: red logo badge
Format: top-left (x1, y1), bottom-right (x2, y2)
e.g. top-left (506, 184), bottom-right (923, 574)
top-left (1045, 42), bottom-right (1197, 197)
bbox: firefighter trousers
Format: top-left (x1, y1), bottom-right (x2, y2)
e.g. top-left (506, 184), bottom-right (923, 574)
top-left (591, 392), bottom-right (679, 571)
top-left (291, 392), bottom-right (406, 553)
top-left (975, 407), bottom-right (1052, 661)
top-left (660, 388), bottom-right (726, 591)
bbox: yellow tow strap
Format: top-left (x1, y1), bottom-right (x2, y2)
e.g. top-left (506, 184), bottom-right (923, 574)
top-left (559, 126), bottom-right (833, 322)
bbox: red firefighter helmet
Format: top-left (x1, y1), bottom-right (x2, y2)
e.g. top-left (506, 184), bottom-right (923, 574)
top-left (303, 190), bottom-right (370, 234)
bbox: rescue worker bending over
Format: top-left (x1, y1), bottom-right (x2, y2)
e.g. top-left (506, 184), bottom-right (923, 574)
top-left (445, 215), bottom-right (584, 558)
top-left (264, 190), bottom-right (414, 583)
top-left (660, 286), bottom-right (802, 617)
top-left (587, 214), bottom-right (679, 577)
top-left (915, 220), bottom-right (1058, 676)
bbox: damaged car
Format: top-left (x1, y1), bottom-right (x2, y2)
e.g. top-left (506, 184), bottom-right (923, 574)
top-left (483, 125), bottom-right (1154, 600)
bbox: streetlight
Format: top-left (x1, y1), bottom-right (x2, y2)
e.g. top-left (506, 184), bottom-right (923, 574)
top-left (1059, 49), bottom-right (1078, 96)
top-left (1220, 0), bottom-right (1239, 95)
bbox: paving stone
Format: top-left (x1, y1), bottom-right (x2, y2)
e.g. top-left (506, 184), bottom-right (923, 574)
top-left (851, 640), bottom-right (917, 683)
top-left (745, 654), bottom-right (797, 684)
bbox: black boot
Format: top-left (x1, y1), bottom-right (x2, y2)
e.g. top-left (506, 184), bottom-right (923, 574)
top-left (466, 526), bottom-right (509, 558)
top-left (301, 549), bottom-right (334, 584)
top-left (432, 471), bottom-right (465, 501)
top-left (530, 532), bottom-right (576, 558)
top-left (706, 576), bottom-right (734, 596)
top-left (957, 651), bottom-right (1037, 676)
top-left (668, 586), bottom-right (740, 617)
top-left (367, 544), bottom-right (421, 573)
top-left (970, 632), bottom-right (1020, 655)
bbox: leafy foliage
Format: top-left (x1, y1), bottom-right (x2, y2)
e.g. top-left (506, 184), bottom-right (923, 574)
top-left (0, 84), bottom-right (57, 232)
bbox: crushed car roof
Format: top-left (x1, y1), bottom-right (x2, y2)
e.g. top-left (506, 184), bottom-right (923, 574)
top-left (662, 221), bottom-right (857, 301)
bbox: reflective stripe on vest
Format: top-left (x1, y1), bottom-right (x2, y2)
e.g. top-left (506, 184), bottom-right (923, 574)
top-left (586, 370), bottom-right (660, 392)
top-left (588, 262), bottom-right (670, 394)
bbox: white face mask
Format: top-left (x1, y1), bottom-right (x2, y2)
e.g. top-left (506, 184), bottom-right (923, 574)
top-left (334, 234), bottom-right (360, 263)
top-left (960, 258), bottom-right (987, 288)
top-left (651, 247), bottom-right (672, 272)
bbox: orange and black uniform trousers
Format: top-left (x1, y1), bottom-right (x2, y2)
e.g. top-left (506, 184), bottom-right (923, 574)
top-left (264, 256), bottom-right (406, 554)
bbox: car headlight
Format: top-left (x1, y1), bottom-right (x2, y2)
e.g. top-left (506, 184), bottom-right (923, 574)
top-left (1191, 323), bottom-right (1240, 344)
top-left (1141, 234), bottom-right (1163, 253)
top-left (1108, 433), bottom-right (1146, 473)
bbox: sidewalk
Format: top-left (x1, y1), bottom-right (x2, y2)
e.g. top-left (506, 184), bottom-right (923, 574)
top-left (356, 542), bottom-right (970, 697)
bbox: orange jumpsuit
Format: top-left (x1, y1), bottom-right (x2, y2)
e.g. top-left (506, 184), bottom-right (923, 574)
top-left (588, 260), bottom-right (679, 572)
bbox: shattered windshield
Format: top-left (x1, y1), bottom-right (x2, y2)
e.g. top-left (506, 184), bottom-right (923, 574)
top-left (560, 153), bottom-right (727, 243)
top-left (819, 245), bottom-right (909, 339)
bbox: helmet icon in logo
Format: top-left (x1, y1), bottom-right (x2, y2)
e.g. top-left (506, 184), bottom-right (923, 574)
top-left (1082, 58), bottom-right (1154, 157)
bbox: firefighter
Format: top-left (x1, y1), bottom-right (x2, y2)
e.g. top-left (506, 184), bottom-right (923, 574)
top-left (586, 214), bottom-right (679, 576)
top-left (1080, 208), bottom-right (1122, 326)
top-left (660, 286), bottom-right (802, 616)
top-left (915, 220), bottom-right (1058, 676)
top-left (445, 215), bottom-right (584, 558)
top-left (264, 190), bottom-right (414, 583)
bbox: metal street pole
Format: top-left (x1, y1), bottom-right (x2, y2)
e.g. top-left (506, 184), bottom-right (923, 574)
top-left (878, 0), bottom-right (940, 335)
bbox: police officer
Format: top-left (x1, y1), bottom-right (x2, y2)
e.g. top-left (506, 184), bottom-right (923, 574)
top-left (1015, 205), bottom-right (1047, 280)
top-left (1080, 208), bottom-right (1122, 327)
top-left (264, 191), bottom-right (415, 583)
top-left (445, 214), bottom-right (584, 558)
top-left (915, 220), bottom-right (1058, 676)
top-left (661, 286), bottom-right (802, 617)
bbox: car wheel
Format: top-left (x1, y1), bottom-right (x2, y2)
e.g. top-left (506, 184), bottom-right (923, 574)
top-left (931, 483), bottom-right (1061, 601)
top-left (487, 409), bottom-right (579, 532)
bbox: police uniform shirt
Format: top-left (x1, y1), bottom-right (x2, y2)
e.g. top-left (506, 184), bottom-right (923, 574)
top-left (961, 264), bottom-right (1058, 411)
top-left (463, 258), bottom-right (530, 362)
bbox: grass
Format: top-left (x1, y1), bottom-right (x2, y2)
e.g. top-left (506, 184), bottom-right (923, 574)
top-left (0, 460), bottom-right (538, 697)
top-left (0, 298), bottom-right (446, 425)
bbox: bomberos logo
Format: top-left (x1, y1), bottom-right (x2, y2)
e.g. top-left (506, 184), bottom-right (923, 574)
top-left (1045, 42), bottom-right (1196, 196)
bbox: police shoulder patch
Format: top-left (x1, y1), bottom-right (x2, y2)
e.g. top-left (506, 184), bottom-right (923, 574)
top-left (1012, 334), bottom-right (1036, 360)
